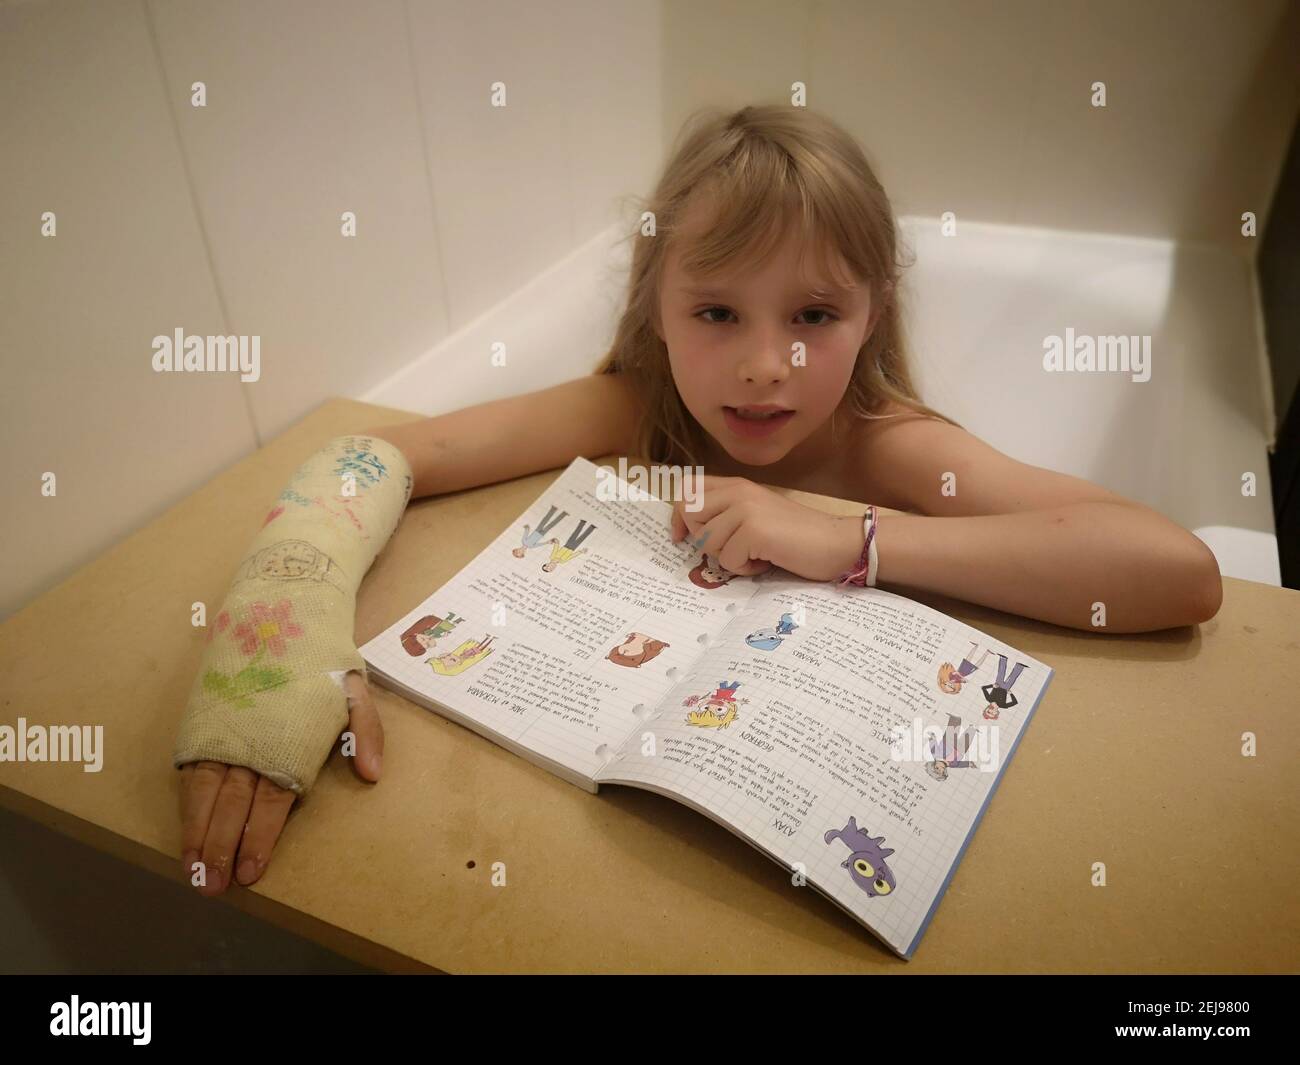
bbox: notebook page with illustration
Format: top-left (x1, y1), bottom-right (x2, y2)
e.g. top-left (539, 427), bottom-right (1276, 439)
top-left (358, 456), bottom-right (763, 790)
top-left (595, 569), bottom-right (1054, 958)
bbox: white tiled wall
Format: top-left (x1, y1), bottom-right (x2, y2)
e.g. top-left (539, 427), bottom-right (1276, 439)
top-left (147, 0), bottom-right (452, 442)
top-left (2, 0), bottom-right (1296, 617)
top-left (664, 0), bottom-right (1300, 247)
top-left (0, 0), bottom-right (254, 620)
top-left (0, 0), bottom-right (662, 619)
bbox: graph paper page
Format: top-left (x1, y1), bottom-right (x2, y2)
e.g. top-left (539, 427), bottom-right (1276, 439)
top-left (597, 568), bottom-right (1054, 957)
top-left (359, 457), bottom-right (762, 783)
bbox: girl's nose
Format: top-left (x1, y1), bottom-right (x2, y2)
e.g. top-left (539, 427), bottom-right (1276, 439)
top-left (743, 351), bottom-right (790, 384)
top-left (736, 329), bottom-right (794, 384)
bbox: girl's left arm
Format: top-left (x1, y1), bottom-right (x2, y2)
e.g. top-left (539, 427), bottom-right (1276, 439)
top-left (856, 414), bottom-right (1223, 633)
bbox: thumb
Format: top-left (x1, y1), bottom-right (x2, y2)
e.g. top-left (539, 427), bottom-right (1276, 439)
top-left (342, 669), bottom-right (384, 781)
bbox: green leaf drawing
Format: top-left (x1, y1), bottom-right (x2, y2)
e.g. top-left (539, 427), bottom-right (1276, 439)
top-left (202, 649), bottom-right (293, 709)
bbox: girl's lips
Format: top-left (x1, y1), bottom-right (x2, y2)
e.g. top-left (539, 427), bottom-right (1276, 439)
top-left (723, 406), bottom-right (796, 438)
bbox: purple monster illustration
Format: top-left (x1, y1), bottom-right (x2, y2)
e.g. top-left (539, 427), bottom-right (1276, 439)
top-left (824, 816), bottom-right (896, 897)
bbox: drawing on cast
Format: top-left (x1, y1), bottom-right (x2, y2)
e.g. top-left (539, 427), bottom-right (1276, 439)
top-left (925, 713), bottom-right (981, 781)
top-left (263, 488), bottom-right (367, 539)
top-left (824, 816), bottom-right (897, 898)
top-left (330, 436), bottom-right (391, 488)
top-left (745, 611), bottom-right (799, 651)
top-left (262, 437), bottom-right (391, 534)
top-left (605, 632), bottom-right (671, 668)
top-left (688, 553), bottom-right (742, 589)
top-left (427, 634), bottom-right (497, 676)
top-left (400, 610), bottom-right (466, 656)
top-left (683, 679), bottom-right (747, 729)
top-left (511, 502), bottom-right (598, 573)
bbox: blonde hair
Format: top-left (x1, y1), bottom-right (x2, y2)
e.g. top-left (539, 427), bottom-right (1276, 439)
top-left (687, 703), bottom-right (739, 729)
top-left (593, 103), bottom-right (958, 466)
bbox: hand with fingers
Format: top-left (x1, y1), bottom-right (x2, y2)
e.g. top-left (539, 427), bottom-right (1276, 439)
top-left (670, 474), bottom-right (868, 582)
top-left (178, 671), bottom-right (385, 895)
top-left (171, 434), bottom-right (414, 895)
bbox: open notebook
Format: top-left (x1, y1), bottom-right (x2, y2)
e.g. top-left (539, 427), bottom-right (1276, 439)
top-left (359, 456), bottom-right (1054, 959)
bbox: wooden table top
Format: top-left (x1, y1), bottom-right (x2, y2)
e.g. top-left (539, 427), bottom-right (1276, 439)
top-left (2, 397), bottom-right (1296, 973)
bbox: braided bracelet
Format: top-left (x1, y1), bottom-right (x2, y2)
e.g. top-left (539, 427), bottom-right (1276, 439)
top-left (835, 506), bottom-right (879, 588)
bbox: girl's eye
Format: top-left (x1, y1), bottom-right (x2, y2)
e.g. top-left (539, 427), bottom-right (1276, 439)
top-left (798, 309), bottom-right (839, 326)
top-left (694, 307), bottom-right (840, 326)
top-left (697, 307), bottom-right (733, 324)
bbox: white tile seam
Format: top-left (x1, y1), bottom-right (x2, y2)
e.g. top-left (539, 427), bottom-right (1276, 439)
top-left (402, 0), bottom-right (452, 340)
top-left (139, 0), bottom-right (260, 447)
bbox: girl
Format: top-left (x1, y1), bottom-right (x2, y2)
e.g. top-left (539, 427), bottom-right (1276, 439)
top-left (177, 104), bottom-right (1221, 896)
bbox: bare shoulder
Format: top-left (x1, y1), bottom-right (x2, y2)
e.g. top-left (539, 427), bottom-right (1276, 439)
top-left (851, 400), bottom-right (1128, 516)
top-left (846, 401), bottom-right (950, 510)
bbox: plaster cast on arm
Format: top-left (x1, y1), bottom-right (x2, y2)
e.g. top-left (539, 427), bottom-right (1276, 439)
top-left (172, 434), bottom-right (413, 795)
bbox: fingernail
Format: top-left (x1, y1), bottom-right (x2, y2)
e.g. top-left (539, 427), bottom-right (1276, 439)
top-left (369, 751), bottom-right (383, 776)
top-left (236, 858), bottom-right (258, 885)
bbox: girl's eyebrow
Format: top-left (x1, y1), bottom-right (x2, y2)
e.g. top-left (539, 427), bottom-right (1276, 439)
top-left (682, 284), bottom-right (852, 299)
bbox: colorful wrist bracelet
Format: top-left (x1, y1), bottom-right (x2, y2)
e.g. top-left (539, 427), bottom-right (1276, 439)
top-left (835, 506), bottom-right (879, 588)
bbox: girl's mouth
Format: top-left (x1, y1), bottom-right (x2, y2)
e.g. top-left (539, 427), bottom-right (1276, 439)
top-left (723, 406), bottom-right (795, 437)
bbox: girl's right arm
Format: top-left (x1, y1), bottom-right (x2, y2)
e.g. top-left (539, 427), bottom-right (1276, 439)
top-left (178, 371), bottom-right (641, 895)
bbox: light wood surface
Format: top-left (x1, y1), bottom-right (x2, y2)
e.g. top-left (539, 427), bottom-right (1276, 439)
top-left (2, 398), bottom-right (1296, 973)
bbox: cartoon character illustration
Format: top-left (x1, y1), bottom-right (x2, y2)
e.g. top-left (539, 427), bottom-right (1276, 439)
top-left (981, 654), bottom-right (1028, 720)
top-left (428, 634), bottom-right (496, 676)
top-left (688, 553), bottom-right (738, 589)
top-left (606, 632), bottom-right (671, 668)
top-left (399, 611), bottom-right (465, 656)
top-left (542, 518), bottom-right (596, 572)
top-left (683, 680), bottom-right (747, 728)
top-left (824, 816), bottom-right (896, 897)
top-left (513, 503), bottom-right (569, 557)
top-left (745, 612), bottom-right (798, 650)
top-left (937, 641), bottom-right (990, 693)
top-left (925, 713), bottom-right (978, 780)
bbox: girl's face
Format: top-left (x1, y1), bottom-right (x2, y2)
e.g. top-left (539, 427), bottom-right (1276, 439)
top-left (657, 205), bottom-right (875, 467)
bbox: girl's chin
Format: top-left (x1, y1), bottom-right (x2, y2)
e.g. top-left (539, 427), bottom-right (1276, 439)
top-left (707, 426), bottom-right (792, 467)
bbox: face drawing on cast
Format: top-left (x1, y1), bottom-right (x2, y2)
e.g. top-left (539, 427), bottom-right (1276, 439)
top-left (606, 632), bottom-right (671, 668)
